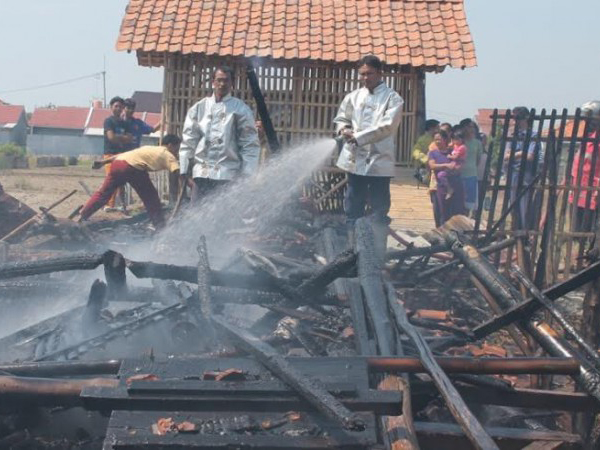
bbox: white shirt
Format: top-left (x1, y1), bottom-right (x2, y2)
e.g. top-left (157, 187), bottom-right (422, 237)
top-left (333, 82), bottom-right (404, 177)
top-left (179, 94), bottom-right (260, 180)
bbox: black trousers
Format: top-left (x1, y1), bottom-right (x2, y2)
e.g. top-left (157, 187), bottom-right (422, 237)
top-left (191, 177), bottom-right (229, 204)
top-left (344, 173), bottom-right (391, 226)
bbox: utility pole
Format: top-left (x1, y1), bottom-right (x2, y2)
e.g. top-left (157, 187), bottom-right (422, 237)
top-left (102, 56), bottom-right (107, 108)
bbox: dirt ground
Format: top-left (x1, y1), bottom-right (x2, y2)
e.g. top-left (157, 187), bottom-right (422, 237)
top-left (1, 165), bottom-right (438, 232)
top-left (0, 165), bottom-right (137, 222)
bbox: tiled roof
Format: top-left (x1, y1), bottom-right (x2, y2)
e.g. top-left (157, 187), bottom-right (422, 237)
top-left (0, 105), bottom-right (26, 128)
top-left (86, 108), bottom-right (113, 129)
top-left (116, 0), bottom-right (476, 69)
top-left (29, 107), bottom-right (90, 130)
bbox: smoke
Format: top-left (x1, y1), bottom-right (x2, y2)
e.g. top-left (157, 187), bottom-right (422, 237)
top-left (151, 138), bottom-right (337, 266)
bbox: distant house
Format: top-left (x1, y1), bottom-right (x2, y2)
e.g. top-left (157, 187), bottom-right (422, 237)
top-left (28, 104), bottom-right (161, 156)
top-left (130, 91), bottom-right (162, 114)
top-left (0, 104), bottom-right (27, 147)
top-left (475, 109), bottom-right (510, 137)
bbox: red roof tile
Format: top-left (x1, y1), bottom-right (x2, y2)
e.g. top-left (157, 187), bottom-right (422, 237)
top-left (116, 0), bottom-right (476, 69)
top-left (29, 107), bottom-right (90, 130)
top-left (0, 105), bottom-right (25, 126)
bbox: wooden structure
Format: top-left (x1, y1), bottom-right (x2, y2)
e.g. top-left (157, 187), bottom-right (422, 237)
top-left (116, 0), bottom-right (477, 168)
top-left (475, 109), bottom-right (600, 283)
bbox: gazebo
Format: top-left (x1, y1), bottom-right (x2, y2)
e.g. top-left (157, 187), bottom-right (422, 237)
top-left (116, 0), bottom-right (476, 166)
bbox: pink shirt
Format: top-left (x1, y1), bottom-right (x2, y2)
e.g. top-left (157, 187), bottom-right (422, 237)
top-left (450, 144), bottom-right (467, 171)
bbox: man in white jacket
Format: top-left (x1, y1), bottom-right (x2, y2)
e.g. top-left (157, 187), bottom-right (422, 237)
top-left (179, 66), bottom-right (260, 202)
top-left (334, 55), bottom-right (404, 229)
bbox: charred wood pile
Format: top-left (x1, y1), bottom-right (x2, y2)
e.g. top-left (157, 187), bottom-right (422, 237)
top-left (0, 190), bottom-right (600, 449)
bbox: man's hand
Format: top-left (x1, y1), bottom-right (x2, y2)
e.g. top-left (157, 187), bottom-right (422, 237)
top-left (340, 128), bottom-right (357, 144)
top-left (92, 161), bottom-right (104, 170)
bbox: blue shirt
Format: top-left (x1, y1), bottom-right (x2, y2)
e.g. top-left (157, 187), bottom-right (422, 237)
top-left (125, 117), bottom-right (154, 150)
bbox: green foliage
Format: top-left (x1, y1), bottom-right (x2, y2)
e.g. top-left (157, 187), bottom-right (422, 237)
top-left (0, 143), bottom-right (27, 169)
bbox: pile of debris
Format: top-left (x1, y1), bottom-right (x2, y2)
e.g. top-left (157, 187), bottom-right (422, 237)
top-left (0, 198), bottom-right (599, 449)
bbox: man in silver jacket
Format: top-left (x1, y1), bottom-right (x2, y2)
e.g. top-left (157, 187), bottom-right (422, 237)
top-left (334, 55), bottom-right (404, 228)
top-left (179, 66), bottom-right (260, 202)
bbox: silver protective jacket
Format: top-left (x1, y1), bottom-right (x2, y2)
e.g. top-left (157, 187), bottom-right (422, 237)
top-left (333, 83), bottom-right (404, 177)
top-left (179, 94), bottom-right (260, 180)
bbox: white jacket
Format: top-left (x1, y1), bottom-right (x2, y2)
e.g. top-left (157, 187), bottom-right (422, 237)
top-left (333, 83), bottom-right (404, 177)
top-left (179, 94), bottom-right (260, 180)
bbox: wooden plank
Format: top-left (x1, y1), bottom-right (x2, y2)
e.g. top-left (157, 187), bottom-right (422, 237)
top-left (104, 410), bottom-right (376, 449)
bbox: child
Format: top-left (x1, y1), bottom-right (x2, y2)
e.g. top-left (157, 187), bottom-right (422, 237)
top-left (437, 129), bottom-right (467, 199)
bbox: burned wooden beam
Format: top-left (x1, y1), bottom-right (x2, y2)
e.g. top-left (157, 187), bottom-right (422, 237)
top-left (103, 250), bottom-right (127, 300)
top-left (368, 356), bottom-right (579, 375)
top-left (0, 253), bottom-right (104, 280)
top-left (387, 291), bottom-right (499, 450)
top-left (296, 249), bottom-right (357, 295)
top-left (473, 260), bottom-right (600, 339)
top-left (355, 218), bottom-right (395, 355)
top-left (416, 237), bottom-right (517, 280)
top-left (212, 315), bottom-right (366, 431)
top-left (0, 375), bottom-right (118, 406)
top-left (126, 259), bottom-right (279, 293)
top-left (511, 265), bottom-right (600, 370)
top-left (0, 360), bottom-right (121, 377)
top-left (413, 421), bottom-right (581, 449)
top-left (386, 243), bottom-right (449, 261)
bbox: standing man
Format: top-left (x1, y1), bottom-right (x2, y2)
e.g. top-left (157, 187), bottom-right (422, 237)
top-left (334, 55), bottom-right (404, 237)
top-left (123, 98), bottom-right (161, 150)
top-left (179, 66), bottom-right (260, 202)
top-left (503, 107), bottom-right (542, 229)
top-left (103, 96), bottom-right (133, 212)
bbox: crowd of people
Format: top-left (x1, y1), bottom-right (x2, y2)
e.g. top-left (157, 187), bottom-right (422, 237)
top-left (412, 118), bottom-right (486, 227)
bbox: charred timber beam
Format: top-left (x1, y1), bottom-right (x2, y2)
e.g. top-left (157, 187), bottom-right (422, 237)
top-left (296, 249), bottom-right (357, 295)
top-left (473, 260), bottom-right (600, 339)
top-left (103, 250), bottom-right (127, 300)
top-left (0, 375), bottom-right (118, 406)
top-left (212, 315), bottom-right (366, 431)
top-left (448, 382), bottom-right (600, 412)
top-left (511, 265), bottom-right (600, 370)
top-left (0, 253), bottom-right (104, 280)
top-left (126, 259), bottom-right (280, 293)
top-left (416, 237), bottom-right (516, 281)
top-left (246, 65), bottom-right (280, 153)
top-left (413, 421), bottom-right (581, 449)
top-left (0, 360), bottom-right (121, 377)
top-left (368, 356), bottom-right (579, 375)
top-left (355, 218), bottom-right (395, 355)
top-left (386, 243), bottom-right (449, 261)
top-left (387, 290), bottom-right (499, 450)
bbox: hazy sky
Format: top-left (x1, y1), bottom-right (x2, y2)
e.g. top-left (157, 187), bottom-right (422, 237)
top-left (1, 0), bottom-right (598, 124)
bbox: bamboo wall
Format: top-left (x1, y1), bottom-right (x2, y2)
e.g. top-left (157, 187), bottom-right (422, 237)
top-left (475, 108), bottom-right (600, 284)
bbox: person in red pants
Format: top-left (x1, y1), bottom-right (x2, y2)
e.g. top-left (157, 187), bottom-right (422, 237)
top-left (79, 134), bottom-right (181, 229)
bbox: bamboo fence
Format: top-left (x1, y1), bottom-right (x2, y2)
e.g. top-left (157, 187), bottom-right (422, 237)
top-left (475, 108), bottom-right (600, 284)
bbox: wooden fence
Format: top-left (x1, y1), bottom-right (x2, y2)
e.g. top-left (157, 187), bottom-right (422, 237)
top-left (475, 108), bottom-right (600, 285)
